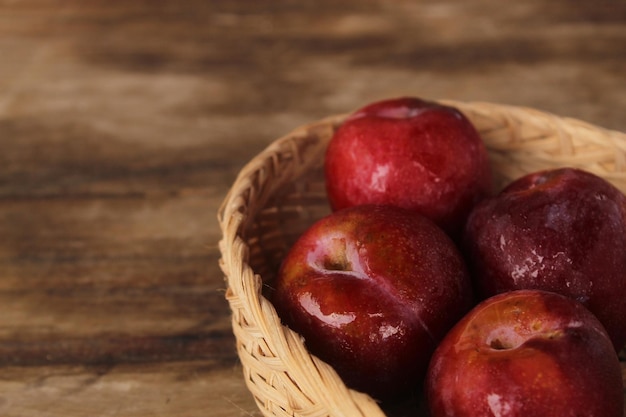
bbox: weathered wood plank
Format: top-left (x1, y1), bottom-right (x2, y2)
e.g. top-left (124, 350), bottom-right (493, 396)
top-left (0, 362), bottom-right (261, 417)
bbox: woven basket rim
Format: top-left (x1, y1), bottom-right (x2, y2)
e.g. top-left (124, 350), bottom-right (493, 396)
top-left (218, 99), bottom-right (626, 417)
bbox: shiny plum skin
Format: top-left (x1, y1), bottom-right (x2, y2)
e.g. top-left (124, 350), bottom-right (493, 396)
top-left (324, 97), bottom-right (492, 239)
top-left (426, 290), bottom-right (624, 417)
top-left (271, 205), bottom-right (474, 402)
top-left (464, 167), bottom-right (626, 351)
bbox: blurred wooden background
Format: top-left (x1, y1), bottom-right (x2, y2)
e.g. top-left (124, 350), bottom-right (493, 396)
top-left (0, 1), bottom-right (624, 416)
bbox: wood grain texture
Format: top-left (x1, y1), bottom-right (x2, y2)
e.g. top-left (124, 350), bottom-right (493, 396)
top-left (0, 0), bottom-right (625, 415)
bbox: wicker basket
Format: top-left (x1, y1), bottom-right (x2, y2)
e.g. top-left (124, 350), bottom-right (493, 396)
top-left (218, 100), bottom-right (626, 417)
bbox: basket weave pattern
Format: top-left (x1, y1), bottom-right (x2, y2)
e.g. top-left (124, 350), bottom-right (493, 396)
top-left (218, 101), bottom-right (626, 417)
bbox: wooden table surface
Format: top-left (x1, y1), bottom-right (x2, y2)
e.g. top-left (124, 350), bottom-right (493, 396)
top-left (1, 1), bottom-right (625, 416)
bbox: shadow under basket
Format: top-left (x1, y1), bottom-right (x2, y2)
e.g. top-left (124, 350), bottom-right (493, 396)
top-left (218, 100), bottom-right (626, 417)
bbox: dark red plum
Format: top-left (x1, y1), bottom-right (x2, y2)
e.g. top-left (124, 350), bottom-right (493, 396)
top-left (464, 167), bottom-right (626, 351)
top-left (272, 204), bottom-right (474, 402)
top-left (325, 97), bottom-right (492, 238)
top-left (427, 290), bottom-right (624, 417)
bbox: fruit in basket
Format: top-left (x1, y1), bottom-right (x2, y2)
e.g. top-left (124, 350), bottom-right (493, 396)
top-left (271, 204), bottom-right (474, 402)
top-left (324, 96), bottom-right (492, 238)
top-left (463, 167), bottom-right (626, 351)
top-left (426, 289), bottom-right (624, 417)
